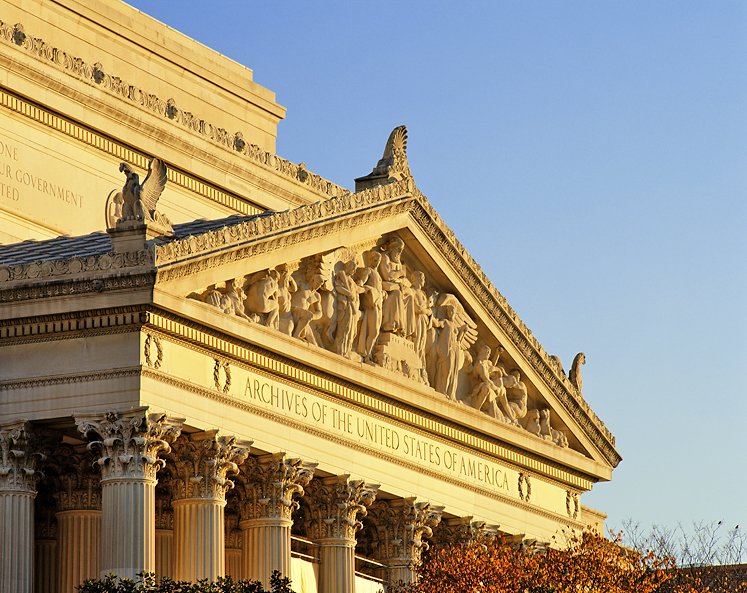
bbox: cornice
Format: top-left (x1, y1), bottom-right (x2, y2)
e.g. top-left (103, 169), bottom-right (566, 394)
top-left (0, 18), bottom-right (346, 201)
top-left (0, 270), bottom-right (155, 303)
top-left (0, 86), bottom-right (262, 217)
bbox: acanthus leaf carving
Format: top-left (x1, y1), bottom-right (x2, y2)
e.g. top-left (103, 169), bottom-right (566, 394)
top-left (368, 497), bottom-right (443, 567)
top-left (303, 475), bottom-right (379, 542)
top-left (75, 408), bottom-right (184, 482)
top-left (236, 452), bottom-right (317, 522)
top-left (169, 430), bottom-right (251, 502)
top-left (0, 420), bottom-right (48, 492)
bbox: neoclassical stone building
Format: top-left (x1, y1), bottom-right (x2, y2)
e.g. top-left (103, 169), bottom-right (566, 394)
top-left (0, 1), bottom-right (620, 592)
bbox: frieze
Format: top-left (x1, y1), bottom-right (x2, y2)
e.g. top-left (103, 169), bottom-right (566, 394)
top-left (137, 317), bottom-right (596, 492)
top-left (140, 366), bottom-right (588, 526)
top-left (0, 250), bottom-right (152, 285)
top-left (0, 19), bottom-right (346, 201)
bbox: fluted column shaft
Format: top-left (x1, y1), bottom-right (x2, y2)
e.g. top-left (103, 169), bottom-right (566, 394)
top-left (0, 421), bottom-right (46, 593)
top-left (101, 477), bottom-right (156, 578)
top-left (0, 490), bottom-right (35, 593)
top-left (173, 498), bottom-right (226, 580)
top-left (385, 559), bottom-right (415, 585)
top-left (240, 517), bottom-right (292, 584)
top-left (35, 539), bottom-right (57, 593)
top-left (56, 509), bottom-right (101, 591)
top-left (317, 537), bottom-right (357, 593)
top-left (155, 530), bottom-right (174, 580)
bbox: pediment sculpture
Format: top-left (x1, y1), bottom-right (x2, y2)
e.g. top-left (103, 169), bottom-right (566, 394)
top-left (186, 234), bottom-right (570, 449)
top-left (105, 158), bottom-right (173, 234)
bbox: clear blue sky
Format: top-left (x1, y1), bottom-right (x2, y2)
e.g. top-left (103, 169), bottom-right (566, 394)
top-left (127, 1), bottom-right (747, 535)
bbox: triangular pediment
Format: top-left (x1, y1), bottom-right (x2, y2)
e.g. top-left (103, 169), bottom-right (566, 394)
top-left (147, 175), bottom-right (618, 475)
top-left (0, 128), bottom-right (619, 479)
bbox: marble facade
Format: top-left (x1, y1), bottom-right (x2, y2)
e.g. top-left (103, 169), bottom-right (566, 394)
top-left (0, 1), bottom-right (619, 592)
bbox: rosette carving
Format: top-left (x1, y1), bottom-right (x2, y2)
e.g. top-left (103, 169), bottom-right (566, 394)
top-left (368, 498), bottom-right (443, 567)
top-left (169, 430), bottom-right (251, 502)
top-left (236, 452), bottom-right (317, 521)
top-left (75, 409), bottom-right (184, 481)
top-left (0, 420), bottom-right (47, 492)
top-left (303, 475), bottom-right (379, 542)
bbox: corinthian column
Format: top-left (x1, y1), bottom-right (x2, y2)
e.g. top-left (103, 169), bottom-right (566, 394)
top-left (169, 430), bottom-right (251, 581)
top-left (368, 497), bottom-right (443, 584)
top-left (304, 476), bottom-right (379, 593)
top-left (52, 444), bottom-right (102, 593)
top-left (0, 421), bottom-right (46, 593)
top-left (75, 408), bottom-right (183, 579)
top-left (237, 453), bottom-right (317, 587)
top-left (430, 516), bottom-right (498, 551)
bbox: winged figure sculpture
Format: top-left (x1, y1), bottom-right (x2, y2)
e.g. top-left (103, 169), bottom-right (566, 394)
top-left (120, 158), bottom-right (168, 220)
top-left (106, 157), bottom-right (172, 232)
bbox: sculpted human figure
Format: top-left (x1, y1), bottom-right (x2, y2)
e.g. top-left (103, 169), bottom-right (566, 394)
top-left (525, 409), bottom-right (542, 437)
top-left (411, 271), bottom-right (431, 366)
top-left (433, 304), bottom-right (468, 400)
top-left (466, 345), bottom-right (505, 415)
top-left (497, 370), bottom-right (528, 425)
top-left (245, 269), bottom-right (280, 329)
top-left (334, 260), bottom-right (364, 359)
top-left (356, 251), bottom-right (384, 363)
top-left (275, 263), bottom-right (298, 335)
top-left (424, 292), bottom-right (439, 386)
top-left (201, 278), bottom-right (252, 321)
top-left (540, 409), bottom-right (568, 447)
top-left (378, 237), bottom-right (415, 336)
top-left (292, 274), bottom-right (324, 346)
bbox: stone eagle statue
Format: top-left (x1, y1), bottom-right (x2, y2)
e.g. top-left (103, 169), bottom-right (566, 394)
top-left (106, 158), bottom-right (172, 232)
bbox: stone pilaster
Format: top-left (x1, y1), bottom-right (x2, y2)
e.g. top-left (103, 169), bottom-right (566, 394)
top-left (0, 421), bottom-right (46, 593)
top-left (237, 453), bottom-right (317, 587)
top-left (51, 444), bottom-right (102, 593)
top-left (368, 498), bottom-right (443, 584)
top-left (304, 476), bottom-right (379, 593)
top-left (169, 430), bottom-right (251, 581)
top-left (75, 408), bottom-right (183, 580)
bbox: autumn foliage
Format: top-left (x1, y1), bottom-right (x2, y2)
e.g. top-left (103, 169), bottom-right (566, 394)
top-left (390, 529), bottom-right (698, 593)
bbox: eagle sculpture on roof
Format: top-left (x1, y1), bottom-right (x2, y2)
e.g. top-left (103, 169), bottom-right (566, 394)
top-left (106, 158), bottom-right (172, 232)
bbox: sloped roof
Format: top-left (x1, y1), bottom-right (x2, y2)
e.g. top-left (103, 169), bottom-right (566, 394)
top-left (0, 214), bottom-right (274, 266)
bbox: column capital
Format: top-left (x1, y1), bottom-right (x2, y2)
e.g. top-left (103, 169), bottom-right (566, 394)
top-left (47, 443), bottom-right (102, 512)
top-left (304, 475), bottom-right (379, 542)
top-left (170, 430), bottom-right (251, 502)
top-left (431, 516), bottom-right (499, 550)
top-left (368, 497), bottom-right (444, 568)
top-left (238, 452), bottom-right (317, 521)
top-left (75, 408), bottom-right (184, 482)
top-left (0, 420), bottom-right (48, 493)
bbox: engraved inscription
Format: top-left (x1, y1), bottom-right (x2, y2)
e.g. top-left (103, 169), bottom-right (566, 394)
top-left (243, 374), bottom-right (512, 495)
top-left (0, 135), bottom-right (84, 208)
